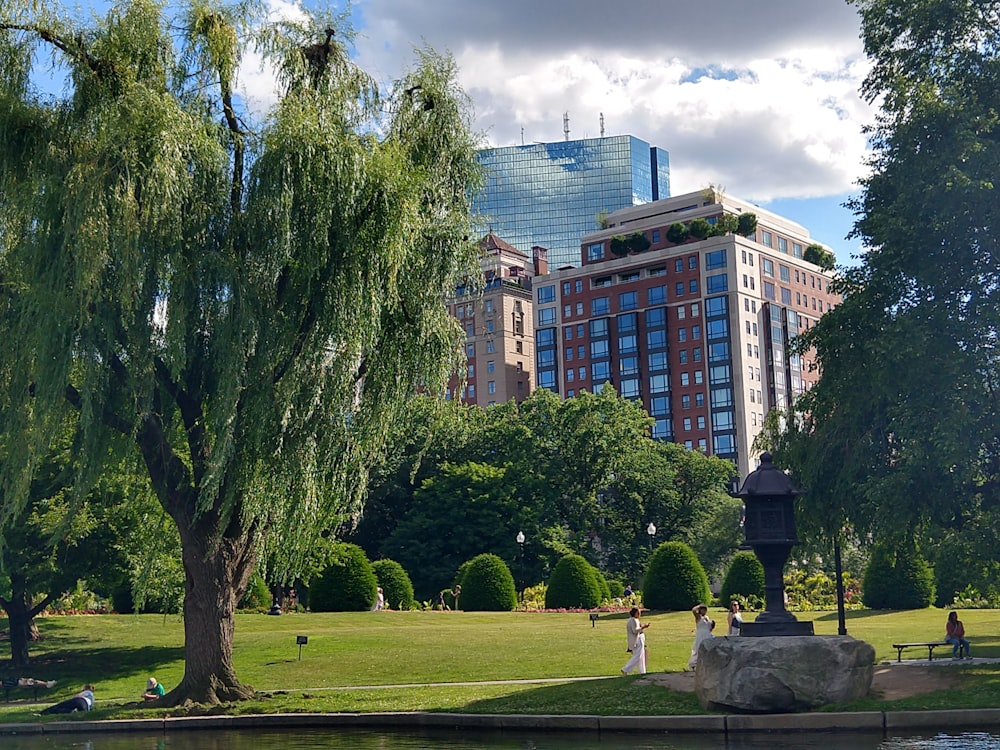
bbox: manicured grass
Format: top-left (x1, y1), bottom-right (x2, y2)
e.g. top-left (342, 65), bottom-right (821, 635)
top-left (1, 606), bottom-right (998, 720)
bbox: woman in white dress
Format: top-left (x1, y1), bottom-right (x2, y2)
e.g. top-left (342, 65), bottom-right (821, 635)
top-left (687, 603), bottom-right (714, 670)
top-left (621, 607), bottom-right (650, 675)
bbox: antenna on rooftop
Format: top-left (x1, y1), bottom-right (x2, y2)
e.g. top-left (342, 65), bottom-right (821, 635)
top-left (520, 127), bottom-right (524, 145)
top-left (563, 111), bottom-right (570, 141)
top-left (600, 112), bottom-right (605, 137)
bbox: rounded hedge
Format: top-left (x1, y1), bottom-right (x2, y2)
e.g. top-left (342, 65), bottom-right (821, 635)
top-left (310, 543), bottom-right (378, 612)
top-left (643, 541), bottom-right (710, 611)
top-left (719, 551), bottom-right (765, 608)
top-left (372, 558), bottom-right (415, 611)
top-left (862, 543), bottom-right (934, 610)
top-left (545, 554), bottom-right (603, 609)
top-left (239, 574), bottom-right (272, 611)
top-left (455, 553), bottom-right (516, 611)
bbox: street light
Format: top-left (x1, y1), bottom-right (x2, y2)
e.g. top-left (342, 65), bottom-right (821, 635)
top-left (516, 530), bottom-right (525, 604)
top-left (646, 522), bottom-right (657, 550)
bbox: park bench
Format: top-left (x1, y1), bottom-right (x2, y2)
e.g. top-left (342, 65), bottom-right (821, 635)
top-left (890, 641), bottom-right (950, 662)
top-left (1, 677), bottom-right (55, 702)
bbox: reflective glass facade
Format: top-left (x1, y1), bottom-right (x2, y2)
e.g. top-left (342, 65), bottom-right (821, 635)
top-left (473, 136), bottom-right (670, 269)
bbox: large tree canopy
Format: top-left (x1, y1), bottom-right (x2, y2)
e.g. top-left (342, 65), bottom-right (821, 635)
top-left (770, 0), bottom-right (1000, 550)
top-left (0, 0), bottom-right (480, 704)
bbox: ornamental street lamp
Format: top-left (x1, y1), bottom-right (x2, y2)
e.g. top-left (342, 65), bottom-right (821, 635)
top-left (646, 521), bottom-right (657, 550)
top-left (733, 452), bottom-right (814, 637)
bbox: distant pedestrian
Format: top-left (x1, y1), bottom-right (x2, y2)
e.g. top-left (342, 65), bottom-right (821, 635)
top-left (372, 587), bottom-right (385, 611)
top-left (688, 604), bottom-right (714, 670)
top-left (41, 684), bottom-right (95, 715)
top-left (946, 611), bottom-right (971, 659)
top-left (621, 607), bottom-right (649, 675)
top-left (727, 601), bottom-right (743, 636)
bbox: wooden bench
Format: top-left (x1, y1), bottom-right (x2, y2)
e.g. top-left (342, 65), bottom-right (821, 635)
top-left (1, 677), bottom-right (54, 702)
top-left (891, 641), bottom-right (950, 662)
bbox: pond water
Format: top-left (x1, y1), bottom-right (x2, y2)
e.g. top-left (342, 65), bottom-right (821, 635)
top-left (4, 728), bottom-right (1000, 750)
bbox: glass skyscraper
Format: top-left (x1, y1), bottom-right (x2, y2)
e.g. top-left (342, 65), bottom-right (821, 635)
top-left (473, 135), bottom-right (670, 269)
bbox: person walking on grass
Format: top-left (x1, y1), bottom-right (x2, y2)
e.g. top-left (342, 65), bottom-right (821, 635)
top-left (946, 611), bottom-right (971, 659)
top-left (621, 607), bottom-right (650, 675)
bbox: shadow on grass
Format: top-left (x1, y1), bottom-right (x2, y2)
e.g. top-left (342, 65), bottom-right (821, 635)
top-left (3, 645), bottom-right (183, 696)
top-left (458, 676), bottom-right (705, 716)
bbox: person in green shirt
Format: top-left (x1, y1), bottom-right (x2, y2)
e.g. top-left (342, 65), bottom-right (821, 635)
top-left (142, 677), bottom-right (165, 701)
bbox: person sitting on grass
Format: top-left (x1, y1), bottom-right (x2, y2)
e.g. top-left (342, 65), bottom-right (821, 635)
top-left (946, 611), bottom-right (971, 659)
top-left (40, 684), bottom-right (95, 714)
top-left (143, 677), bottom-right (165, 701)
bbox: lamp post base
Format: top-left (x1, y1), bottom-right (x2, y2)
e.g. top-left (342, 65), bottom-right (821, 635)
top-left (740, 620), bottom-right (814, 637)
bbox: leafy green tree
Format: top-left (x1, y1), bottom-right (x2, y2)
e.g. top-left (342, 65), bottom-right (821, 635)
top-left (643, 541), bottom-right (710, 611)
top-left (803, 243), bottom-right (835, 270)
top-left (371, 558), bottom-right (415, 611)
top-left (310, 544), bottom-right (378, 612)
top-left (687, 218), bottom-right (713, 240)
top-left (768, 0), bottom-right (1000, 561)
top-left (737, 212), bottom-right (758, 237)
top-left (666, 222), bottom-right (689, 244)
top-left (381, 462), bottom-right (521, 600)
top-left (545, 554), bottom-right (602, 609)
top-left (458, 553), bottom-right (516, 611)
top-left (0, 1), bottom-right (479, 703)
top-left (862, 542), bottom-right (934, 610)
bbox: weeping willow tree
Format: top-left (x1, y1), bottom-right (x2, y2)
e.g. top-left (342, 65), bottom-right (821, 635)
top-left (0, 0), bottom-right (481, 704)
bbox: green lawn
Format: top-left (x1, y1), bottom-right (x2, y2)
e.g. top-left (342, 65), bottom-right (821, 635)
top-left (1, 606), bottom-right (998, 721)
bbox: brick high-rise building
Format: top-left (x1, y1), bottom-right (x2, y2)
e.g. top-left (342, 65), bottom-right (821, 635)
top-left (447, 233), bottom-right (546, 406)
top-left (531, 189), bottom-right (840, 476)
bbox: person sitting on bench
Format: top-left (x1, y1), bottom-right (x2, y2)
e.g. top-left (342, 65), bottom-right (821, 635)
top-left (945, 611), bottom-right (971, 659)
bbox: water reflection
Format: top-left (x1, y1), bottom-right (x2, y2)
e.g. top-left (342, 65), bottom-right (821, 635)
top-left (3, 729), bottom-right (999, 750)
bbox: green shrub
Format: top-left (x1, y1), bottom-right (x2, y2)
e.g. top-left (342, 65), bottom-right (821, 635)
top-left (545, 554), bottom-right (602, 609)
top-left (594, 569), bottom-right (612, 604)
top-left (239, 574), bottom-right (272, 611)
top-left (666, 222), bottom-right (689, 244)
top-left (459, 553), bottom-right (517, 611)
top-left (310, 543), bottom-right (377, 612)
top-left (862, 543), bottom-right (934, 610)
top-left (607, 579), bottom-right (624, 599)
top-left (372, 558), bottom-right (415, 611)
top-left (719, 551), bottom-right (764, 608)
top-left (643, 541), bottom-right (710, 611)
top-left (688, 218), bottom-right (713, 239)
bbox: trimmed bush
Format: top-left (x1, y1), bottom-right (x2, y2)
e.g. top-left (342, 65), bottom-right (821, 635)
top-left (666, 222), bottom-right (689, 244)
top-left (688, 218), bottom-right (713, 239)
top-left (238, 574), bottom-right (272, 611)
top-left (720, 551), bottom-right (765, 608)
top-left (372, 558), bottom-right (415, 611)
top-left (459, 553), bottom-right (517, 612)
top-left (310, 543), bottom-right (377, 612)
top-left (862, 543), bottom-right (934, 610)
top-left (545, 554), bottom-right (603, 609)
top-left (643, 541), bottom-right (710, 611)
top-left (594, 569), bottom-right (612, 604)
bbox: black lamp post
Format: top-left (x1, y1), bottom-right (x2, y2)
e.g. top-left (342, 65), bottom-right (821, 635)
top-left (733, 452), bottom-right (814, 637)
top-left (516, 530), bottom-right (525, 603)
top-left (646, 522), bottom-right (657, 550)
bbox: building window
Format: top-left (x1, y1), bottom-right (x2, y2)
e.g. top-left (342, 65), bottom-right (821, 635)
top-left (651, 229), bottom-right (661, 243)
top-left (487, 360), bottom-right (495, 373)
top-left (678, 328), bottom-right (687, 342)
top-left (692, 324), bottom-right (701, 339)
top-left (468, 364), bottom-right (475, 378)
top-left (779, 265), bottom-right (790, 282)
top-left (592, 361), bottom-right (611, 381)
top-left (486, 340), bottom-right (495, 353)
top-left (592, 297), bottom-right (610, 315)
top-left (620, 379), bottom-right (640, 398)
top-left (647, 285), bottom-right (667, 305)
top-left (564, 305), bottom-right (572, 318)
top-left (537, 285), bottom-right (555, 303)
top-left (587, 242), bottom-right (604, 262)
top-left (576, 302), bottom-right (583, 316)
top-left (575, 280), bottom-right (583, 293)
top-left (681, 394), bottom-right (691, 409)
top-left (683, 418), bottom-right (692, 431)
top-left (675, 282), bottom-right (684, 297)
top-left (764, 282), bottom-right (776, 300)
top-left (594, 276), bottom-right (613, 288)
top-left (578, 367), bottom-right (586, 380)
top-left (488, 381), bottom-right (496, 394)
top-left (466, 343), bottom-right (475, 358)
top-left (674, 258), bottom-right (684, 272)
top-left (486, 320), bottom-right (495, 333)
top-left (485, 299), bottom-right (494, 313)
top-left (706, 274), bottom-right (727, 293)
top-left (619, 291), bottom-right (638, 311)
top-left (468, 384), bottom-right (476, 398)
top-left (689, 255), bottom-right (698, 269)
top-left (648, 351), bottom-right (668, 372)
top-left (567, 369), bottom-right (575, 382)
top-left (762, 257), bottom-right (774, 277)
top-left (648, 265), bottom-right (666, 277)
top-left (695, 392), bottom-right (704, 407)
top-left (562, 281), bottom-right (571, 296)
top-left (693, 347), bottom-right (702, 362)
top-left (678, 306), bottom-right (686, 320)
top-left (538, 307), bottom-right (556, 325)
top-left (694, 370), bottom-right (704, 384)
top-left (619, 271), bottom-right (640, 283)
top-left (620, 356), bottom-right (639, 376)
top-left (679, 349), bottom-right (688, 364)
top-left (590, 318), bottom-right (609, 337)
top-left (689, 279), bottom-right (699, 294)
top-left (591, 340), bottom-right (609, 358)
top-left (566, 348), bottom-right (574, 361)
top-left (762, 231), bottom-right (773, 248)
top-left (705, 249), bottom-right (727, 270)
top-left (778, 237), bottom-right (788, 254)
top-left (680, 372), bottom-right (690, 386)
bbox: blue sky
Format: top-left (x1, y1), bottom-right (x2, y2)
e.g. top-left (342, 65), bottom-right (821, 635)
top-left (30, 0), bottom-right (872, 266)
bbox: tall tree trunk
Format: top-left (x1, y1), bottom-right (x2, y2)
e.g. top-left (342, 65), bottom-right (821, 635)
top-left (161, 521), bottom-right (257, 705)
top-left (5, 593), bottom-right (33, 669)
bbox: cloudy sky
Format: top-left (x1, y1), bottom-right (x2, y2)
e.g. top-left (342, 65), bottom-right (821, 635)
top-left (342, 0), bottom-right (874, 264)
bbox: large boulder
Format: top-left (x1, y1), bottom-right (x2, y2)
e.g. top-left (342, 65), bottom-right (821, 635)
top-left (694, 636), bottom-right (874, 713)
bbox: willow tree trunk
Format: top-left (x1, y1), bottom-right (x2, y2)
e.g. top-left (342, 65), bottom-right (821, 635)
top-left (159, 517), bottom-right (258, 706)
top-left (5, 594), bottom-right (33, 669)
